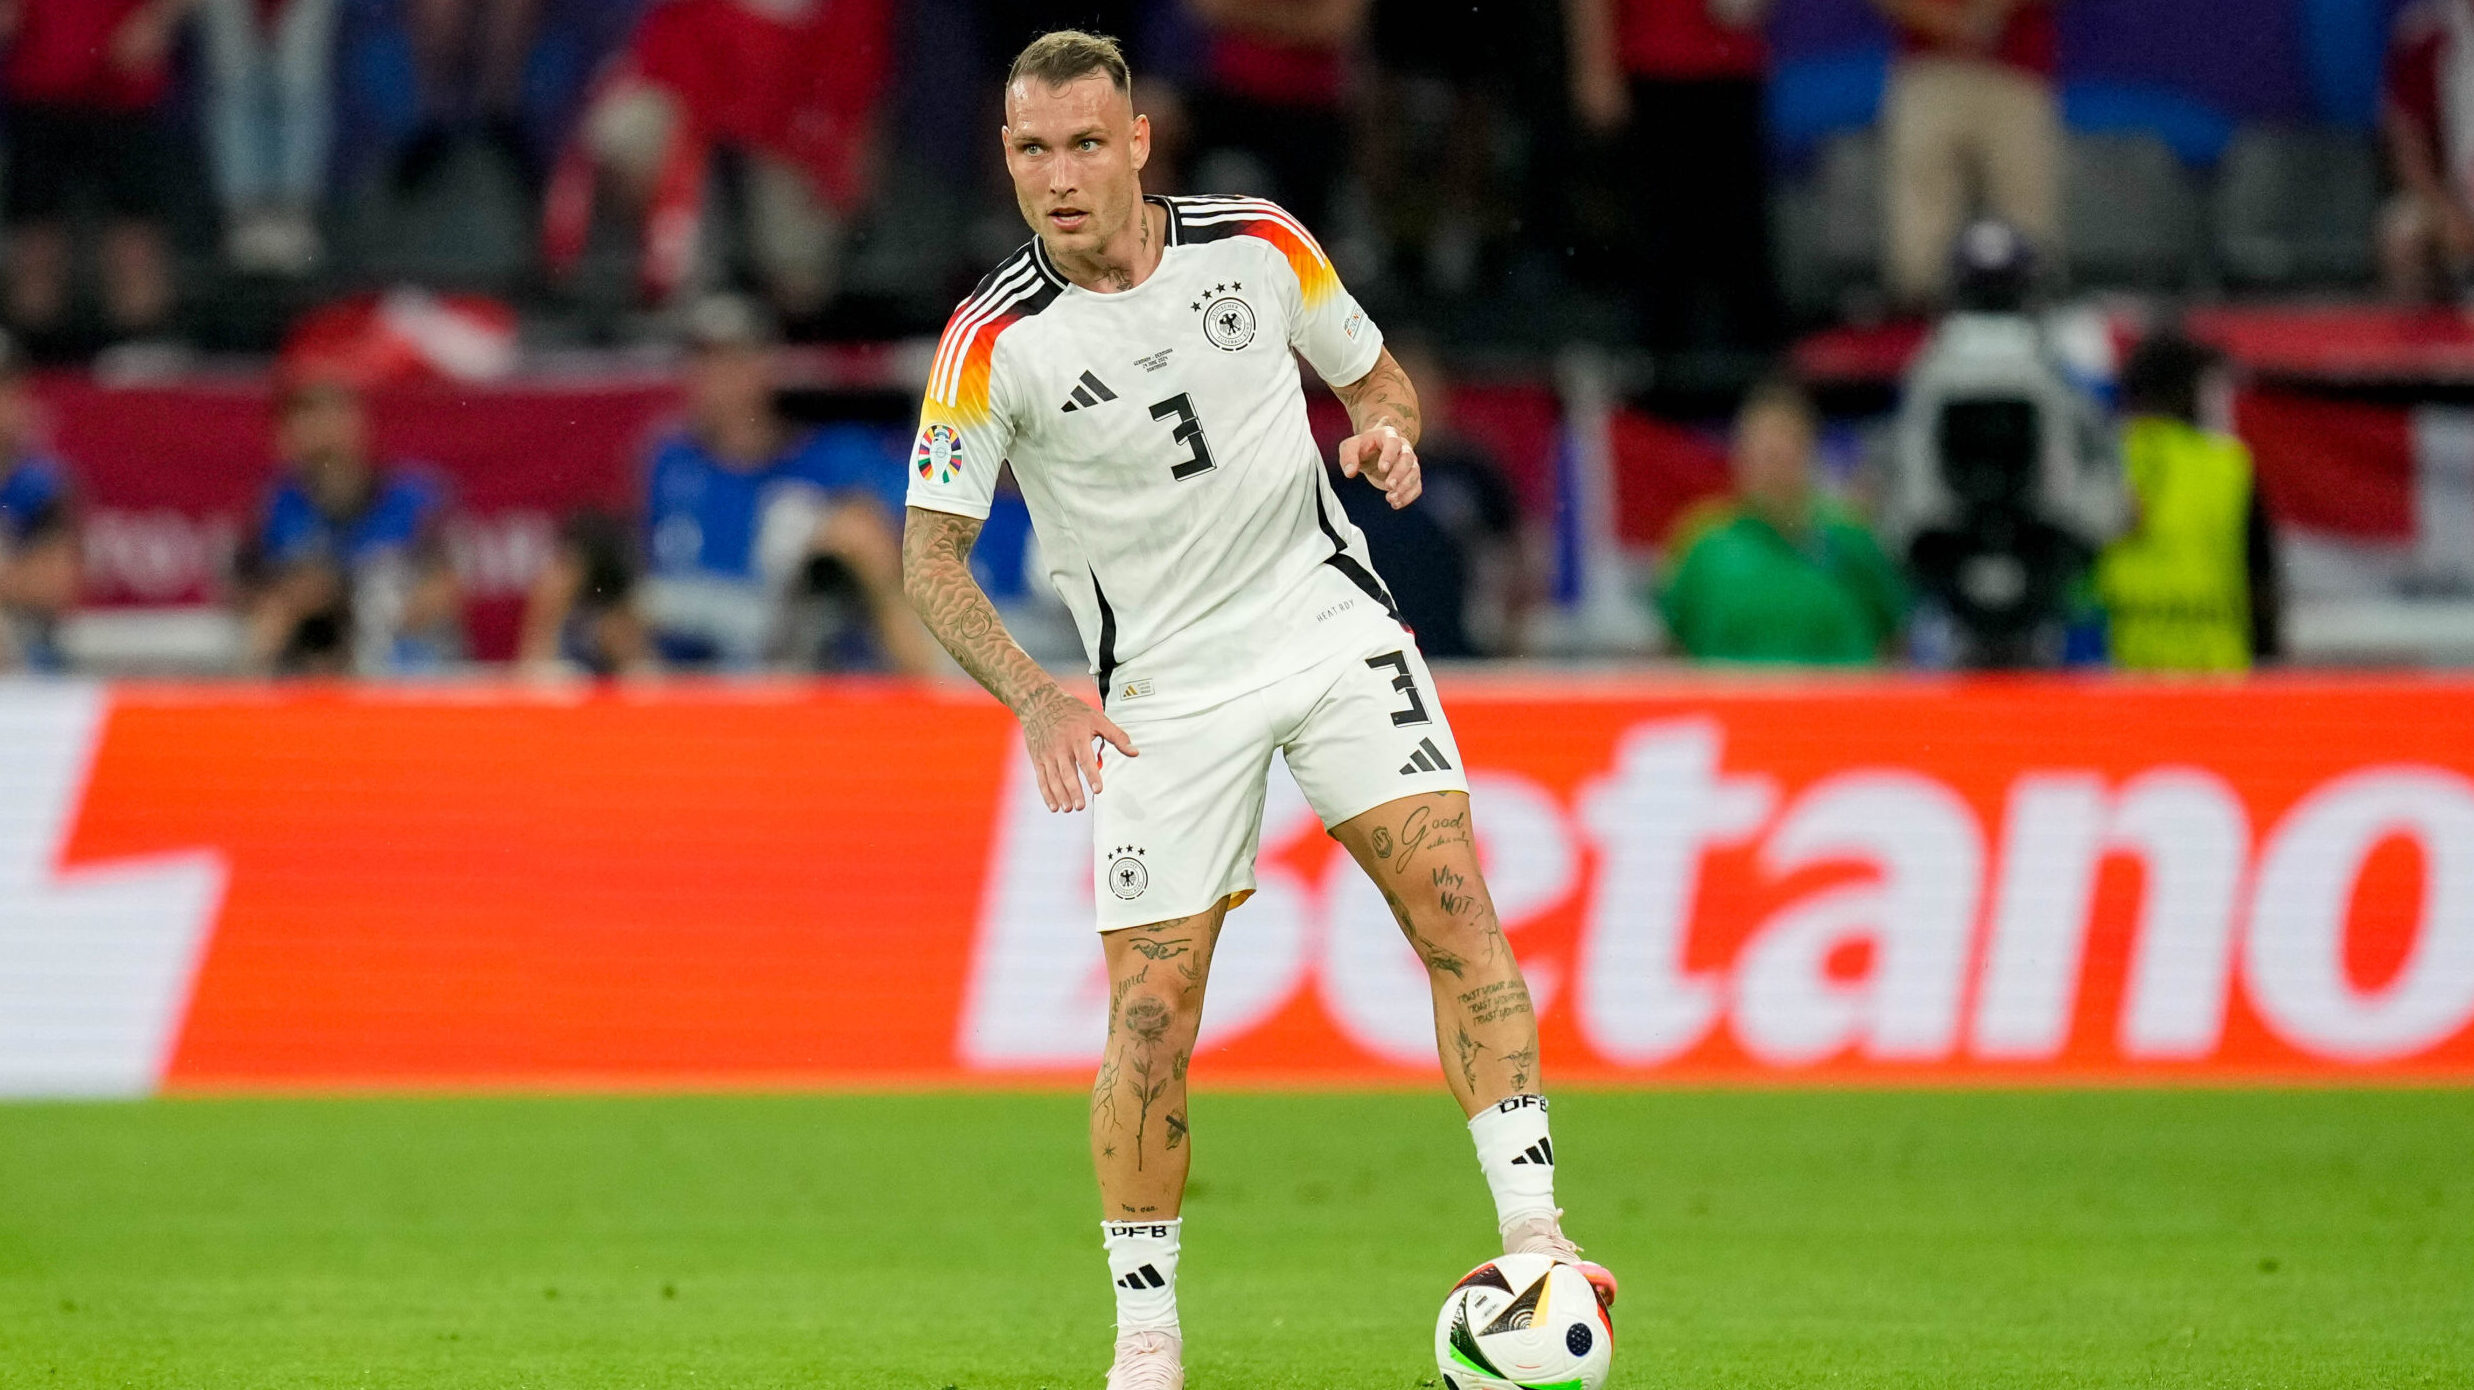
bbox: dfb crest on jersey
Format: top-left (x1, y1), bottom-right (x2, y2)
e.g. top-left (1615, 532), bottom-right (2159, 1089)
top-left (1106, 845), bottom-right (1149, 900)
top-left (915, 423), bottom-right (965, 484)
top-left (1200, 293), bottom-right (1256, 352)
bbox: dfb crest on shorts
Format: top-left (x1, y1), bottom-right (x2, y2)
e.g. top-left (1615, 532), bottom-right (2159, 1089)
top-left (1106, 845), bottom-right (1149, 900)
top-left (1197, 291), bottom-right (1256, 352)
top-left (915, 423), bottom-right (965, 484)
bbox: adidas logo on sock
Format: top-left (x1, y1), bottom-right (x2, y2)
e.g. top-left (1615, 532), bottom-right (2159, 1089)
top-left (1060, 370), bottom-right (1118, 412)
top-left (1116, 1264), bottom-right (1167, 1290)
top-left (1398, 736), bottom-right (1455, 776)
top-left (1508, 1138), bottom-right (1555, 1166)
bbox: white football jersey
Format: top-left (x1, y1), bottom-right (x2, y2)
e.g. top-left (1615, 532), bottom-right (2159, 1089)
top-left (908, 195), bottom-right (1407, 717)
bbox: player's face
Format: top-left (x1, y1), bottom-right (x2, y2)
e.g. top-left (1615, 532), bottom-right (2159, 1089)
top-left (1002, 74), bottom-right (1148, 257)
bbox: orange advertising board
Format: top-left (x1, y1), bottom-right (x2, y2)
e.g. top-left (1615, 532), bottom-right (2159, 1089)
top-left (5, 676), bottom-right (2469, 1095)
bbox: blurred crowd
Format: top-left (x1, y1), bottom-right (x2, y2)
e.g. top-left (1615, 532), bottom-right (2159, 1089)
top-left (0, 0), bottom-right (2427, 360)
top-left (0, 0), bottom-right (2436, 678)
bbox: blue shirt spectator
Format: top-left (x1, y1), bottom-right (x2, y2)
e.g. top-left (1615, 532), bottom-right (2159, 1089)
top-left (549, 293), bottom-right (934, 676)
top-left (257, 468), bottom-right (448, 575)
top-left (242, 378), bottom-right (464, 676)
top-left (0, 453), bottom-right (74, 673)
top-left (0, 454), bottom-right (67, 533)
top-left (642, 421), bottom-right (902, 584)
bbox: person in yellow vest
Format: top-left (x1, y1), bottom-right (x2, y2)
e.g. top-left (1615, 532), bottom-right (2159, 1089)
top-left (2095, 334), bottom-right (2283, 672)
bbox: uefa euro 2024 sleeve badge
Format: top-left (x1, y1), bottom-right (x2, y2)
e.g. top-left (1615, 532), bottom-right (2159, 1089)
top-left (1191, 283), bottom-right (1256, 352)
top-left (916, 423), bottom-right (964, 484)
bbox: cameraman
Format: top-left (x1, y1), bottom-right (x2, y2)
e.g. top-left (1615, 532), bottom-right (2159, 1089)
top-left (1887, 219), bottom-right (2122, 667)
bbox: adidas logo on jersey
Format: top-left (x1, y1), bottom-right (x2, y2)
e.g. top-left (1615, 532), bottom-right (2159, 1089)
top-left (1508, 1138), bottom-right (1555, 1166)
top-left (1059, 370), bottom-right (1118, 412)
top-left (1398, 737), bottom-right (1455, 776)
top-left (1116, 1264), bottom-right (1168, 1290)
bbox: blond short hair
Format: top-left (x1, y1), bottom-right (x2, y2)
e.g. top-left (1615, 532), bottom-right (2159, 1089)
top-left (1008, 29), bottom-right (1131, 95)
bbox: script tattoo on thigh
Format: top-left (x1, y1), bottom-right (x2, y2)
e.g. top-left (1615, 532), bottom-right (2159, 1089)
top-left (1390, 803), bottom-right (1473, 876)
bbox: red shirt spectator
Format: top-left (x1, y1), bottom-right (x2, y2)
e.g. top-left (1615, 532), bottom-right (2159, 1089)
top-left (624, 0), bottom-right (891, 212)
top-left (2, 0), bottom-right (172, 110)
top-left (1889, 0), bottom-right (2057, 78)
top-left (2388, 0), bottom-right (2470, 181)
top-left (1618, 0), bottom-right (1767, 81)
top-left (1207, 31), bottom-right (1347, 108)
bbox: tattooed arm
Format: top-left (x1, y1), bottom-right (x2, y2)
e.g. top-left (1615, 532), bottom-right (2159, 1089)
top-left (1329, 346), bottom-right (1423, 510)
top-left (903, 505), bottom-right (1136, 812)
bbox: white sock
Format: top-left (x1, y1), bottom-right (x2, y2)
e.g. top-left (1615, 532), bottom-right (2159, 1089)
top-left (1102, 1217), bottom-right (1181, 1335)
top-left (1468, 1094), bottom-right (1557, 1228)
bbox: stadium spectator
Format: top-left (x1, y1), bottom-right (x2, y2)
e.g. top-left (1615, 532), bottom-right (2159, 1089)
top-left (542, 0), bottom-right (895, 321)
top-left (1872, 0), bottom-right (2063, 307)
top-left (1181, 0), bottom-right (1367, 233)
top-left (394, 0), bottom-right (544, 190)
top-left (237, 376), bottom-right (465, 676)
top-left (1334, 339), bottom-right (1532, 658)
top-left (0, 338), bottom-right (76, 671)
top-left (2095, 334), bottom-right (2283, 673)
top-left (517, 509), bottom-right (656, 678)
top-left (519, 295), bottom-right (934, 674)
top-left (198, 0), bottom-right (339, 276)
top-left (1, 0), bottom-right (190, 352)
top-left (2381, 0), bottom-right (2474, 303)
top-left (1657, 376), bottom-right (1907, 664)
top-left (1566, 0), bottom-right (1779, 351)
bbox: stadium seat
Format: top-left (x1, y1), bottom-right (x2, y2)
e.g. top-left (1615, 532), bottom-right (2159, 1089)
top-left (2063, 133), bottom-right (2204, 292)
top-left (2212, 126), bottom-right (2380, 291)
top-left (336, 144), bottom-right (534, 293)
top-left (1813, 130), bottom-right (1886, 306)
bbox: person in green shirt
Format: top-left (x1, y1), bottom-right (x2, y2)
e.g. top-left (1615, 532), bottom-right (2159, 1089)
top-left (1657, 376), bottom-right (1909, 664)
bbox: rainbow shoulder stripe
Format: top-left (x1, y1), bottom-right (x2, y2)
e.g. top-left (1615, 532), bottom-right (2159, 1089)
top-left (1173, 196), bottom-right (1342, 309)
top-left (921, 243), bottom-right (1067, 429)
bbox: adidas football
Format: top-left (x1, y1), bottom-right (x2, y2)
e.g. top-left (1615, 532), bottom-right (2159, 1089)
top-left (1434, 1252), bottom-right (1614, 1390)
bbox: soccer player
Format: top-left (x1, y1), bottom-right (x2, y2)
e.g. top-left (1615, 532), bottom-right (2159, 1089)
top-left (901, 32), bottom-right (1612, 1389)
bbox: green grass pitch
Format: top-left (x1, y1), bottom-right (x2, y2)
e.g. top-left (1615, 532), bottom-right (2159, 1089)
top-left (1, 1088), bottom-right (2468, 1388)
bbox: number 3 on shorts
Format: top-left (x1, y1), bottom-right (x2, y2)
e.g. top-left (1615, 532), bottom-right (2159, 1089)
top-left (1364, 651), bottom-right (1430, 727)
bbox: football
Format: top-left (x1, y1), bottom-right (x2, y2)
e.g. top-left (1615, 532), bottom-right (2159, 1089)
top-left (1435, 1252), bottom-right (1614, 1390)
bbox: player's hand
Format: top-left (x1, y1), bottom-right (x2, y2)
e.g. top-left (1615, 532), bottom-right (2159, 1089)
top-left (1339, 424), bottom-right (1421, 510)
top-left (1019, 685), bottom-right (1137, 813)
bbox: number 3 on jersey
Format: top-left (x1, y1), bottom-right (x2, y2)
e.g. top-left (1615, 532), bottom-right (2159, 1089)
top-left (1150, 394), bottom-right (1217, 481)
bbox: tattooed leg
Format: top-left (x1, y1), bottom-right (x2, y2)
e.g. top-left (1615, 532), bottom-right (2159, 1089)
top-left (1334, 791), bottom-right (1541, 1116)
top-left (1092, 901), bottom-right (1226, 1219)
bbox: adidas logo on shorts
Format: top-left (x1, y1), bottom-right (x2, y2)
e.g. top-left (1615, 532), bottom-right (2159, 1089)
top-left (1398, 737), bottom-right (1454, 776)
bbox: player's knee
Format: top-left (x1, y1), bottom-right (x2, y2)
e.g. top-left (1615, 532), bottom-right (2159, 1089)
top-left (1110, 980), bottom-right (1201, 1046)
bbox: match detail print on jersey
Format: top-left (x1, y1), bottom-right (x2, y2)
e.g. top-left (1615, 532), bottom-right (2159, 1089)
top-left (908, 196), bottom-right (1396, 719)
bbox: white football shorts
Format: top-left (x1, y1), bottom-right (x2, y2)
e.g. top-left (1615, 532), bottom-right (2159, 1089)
top-left (1089, 631), bottom-right (1467, 931)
